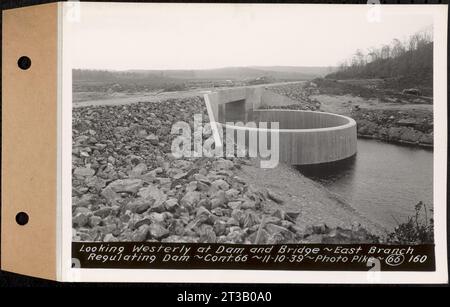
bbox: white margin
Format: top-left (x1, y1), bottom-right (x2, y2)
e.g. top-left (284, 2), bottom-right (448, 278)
top-left (56, 1), bottom-right (63, 281)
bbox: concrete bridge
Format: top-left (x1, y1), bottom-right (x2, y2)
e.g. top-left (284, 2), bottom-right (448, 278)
top-left (204, 85), bottom-right (357, 165)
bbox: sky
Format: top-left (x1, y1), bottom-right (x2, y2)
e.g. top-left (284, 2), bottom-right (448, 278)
top-left (69, 3), bottom-right (434, 70)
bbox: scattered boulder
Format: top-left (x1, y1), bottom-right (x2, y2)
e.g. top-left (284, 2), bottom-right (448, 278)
top-left (127, 200), bottom-right (151, 214)
top-left (145, 133), bottom-right (159, 145)
top-left (267, 189), bottom-right (284, 204)
top-left (402, 88), bottom-right (421, 96)
top-left (397, 118), bottom-right (418, 127)
top-left (138, 185), bottom-right (167, 206)
top-left (148, 223), bottom-right (170, 240)
top-left (180, 191), bottom-right (200, 208)
top-left (131, 225), bottom-right (150, 241)
top-left (94, 207), bottom-right (112, 218)
top-left (265, 223), bottom-right (295, 242)
top-left (213, 159), bottom-right (234, 171)
top-left (73, 213), bottom-right (90, 227)
top-left (89, 215), bottom-right (102, 227)
top-left (74, 167), bottom-right (95, 177)
top-left (104, 233), bottom-right (119, 242)
top-left (85, 176), bottom-right (106, 189)
top-left (129, 163), bottom-right (148, 177)
top-left (247, 229), bottom-right (269, 244)
top-left (312, 223), bottom-right (330, 235)
top-left (107, 179), bottom-right (144, 193)
top-left (212, 179), bottom-right (230, 191)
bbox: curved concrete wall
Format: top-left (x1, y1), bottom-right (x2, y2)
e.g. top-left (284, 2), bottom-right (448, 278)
top-left (204, 86), bottom-right (357, 165)
top-left (237, 110), bottom-right (357, 165)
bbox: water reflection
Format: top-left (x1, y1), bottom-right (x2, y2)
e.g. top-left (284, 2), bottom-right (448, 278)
top-left (296, 154), bottom-right (357, 184)
top-left (295, 139), bottom-right (433, 230)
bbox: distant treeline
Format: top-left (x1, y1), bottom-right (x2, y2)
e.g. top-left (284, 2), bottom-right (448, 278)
top-left (72, 69), bottom-right (189, 93)
top-left (73, 66), bottom-right (329, 83)
top-left (73, 69), bottom-right (174, 82)
top-left (326, 28), bottom-right (433, 91)
top-left (73, 66), bottom-right (329, 93)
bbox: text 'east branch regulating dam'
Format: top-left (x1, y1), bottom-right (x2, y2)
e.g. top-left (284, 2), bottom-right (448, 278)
top-left (204, 85), bottom-right (357, 165)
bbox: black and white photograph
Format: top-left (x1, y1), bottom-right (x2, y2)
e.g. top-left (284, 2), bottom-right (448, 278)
top-left (2, 0), bottom-right (449, 287)
top-left (63, 2), bottom-right (447, 282)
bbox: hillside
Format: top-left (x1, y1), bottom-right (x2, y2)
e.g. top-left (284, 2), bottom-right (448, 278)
top-left (73, 66), bottom-right (330, 95)
top-left (74, 66), bottom-right (329, 83)
top-left (126, 66), bottom-right (330, 80)
top-left (325, 29), bottom-right (433, 96)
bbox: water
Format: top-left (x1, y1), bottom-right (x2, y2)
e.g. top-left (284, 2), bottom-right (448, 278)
top-left (297, 139), bottom-right (433, 230)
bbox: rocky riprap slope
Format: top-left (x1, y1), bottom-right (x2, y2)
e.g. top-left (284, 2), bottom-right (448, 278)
top-left (352, 108), bottom-right (433, 147)
top-left (267, 81), bottom-right (433, 148)
top-left (264, 82), bottom-right (321, 111)
top-left (301, 223), bottom-right (379, 244)
top-left (72, 97), bottom-right (309, 244)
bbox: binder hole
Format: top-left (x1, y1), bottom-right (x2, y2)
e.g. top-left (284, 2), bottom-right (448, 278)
top-left (15, 212), bottom-right (29, 225)
top-left (17, 56), bottom-right (31, 70)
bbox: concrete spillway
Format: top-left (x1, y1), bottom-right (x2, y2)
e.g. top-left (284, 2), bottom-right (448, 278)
top-left (204, 85), bottom-right (357, 165)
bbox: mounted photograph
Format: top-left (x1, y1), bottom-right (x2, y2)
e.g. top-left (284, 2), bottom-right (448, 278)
top-left (2, 1), bottom-right (446, 284)
top-left (63, 2), bottom-right (447, 282)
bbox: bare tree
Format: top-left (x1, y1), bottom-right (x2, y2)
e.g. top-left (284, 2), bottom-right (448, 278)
top-left (381, 45), bottom-right (391, 59)
top-left (391, 38), bottom-right (405, 58)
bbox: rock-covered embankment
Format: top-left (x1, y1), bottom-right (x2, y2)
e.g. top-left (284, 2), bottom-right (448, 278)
top-left (352, 108), bottom-right (433, 147)
top-left (263, 82), bottom-right (321, 111)
top-left (72, 97), bottom-right (312, 244)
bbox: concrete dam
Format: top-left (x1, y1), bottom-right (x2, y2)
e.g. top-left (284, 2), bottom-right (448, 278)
top-left (204, 85), bottom-right (357, 165)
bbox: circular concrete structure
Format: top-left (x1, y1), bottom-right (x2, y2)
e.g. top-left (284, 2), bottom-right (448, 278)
top-left (203, 87), bottom-right (357, 166)
top-left (222, 109), bottom-right (357, 165)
